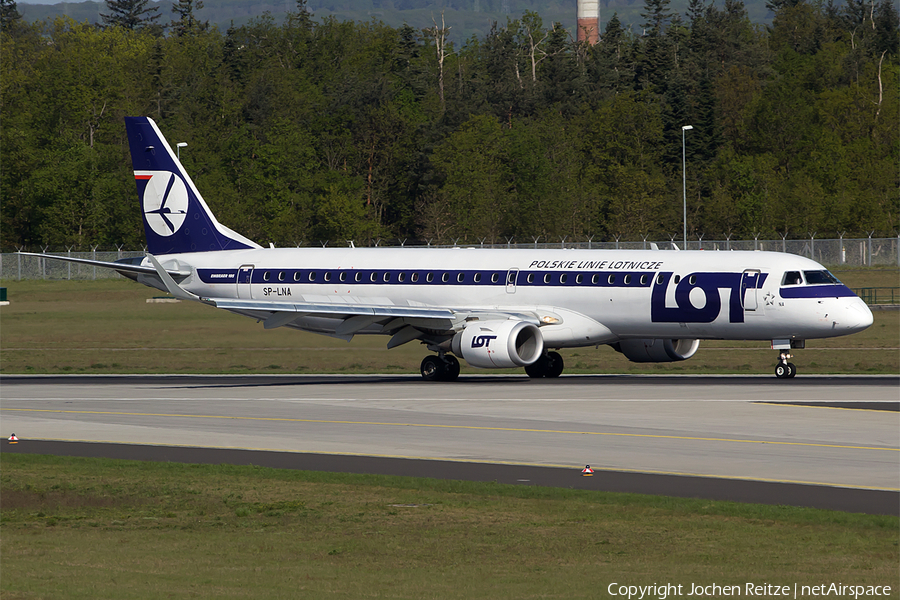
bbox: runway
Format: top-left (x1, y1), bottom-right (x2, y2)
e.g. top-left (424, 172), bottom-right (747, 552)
top-left (2, 374), bottom-right (898, 514)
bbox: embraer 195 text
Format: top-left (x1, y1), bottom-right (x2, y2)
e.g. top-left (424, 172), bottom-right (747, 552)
top-left (23, 117), bottom-right (874, 381)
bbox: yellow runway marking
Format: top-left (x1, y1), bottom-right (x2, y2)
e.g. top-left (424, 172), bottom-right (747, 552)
top-left (3, 407), bottom-right (897, 453)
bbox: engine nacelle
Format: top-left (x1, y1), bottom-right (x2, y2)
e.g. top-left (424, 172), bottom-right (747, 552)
top-left (612, 338), bottom-right (700, 363)
top-left (451, 320), bottom-right (544, 369)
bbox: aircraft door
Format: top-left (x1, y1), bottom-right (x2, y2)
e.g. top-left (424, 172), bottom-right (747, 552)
top-left (742, 269), bottom-right (760, 312)
top-left (237, 265), bottom-right (254, 299)
top-left (506, 268), bottom-right (519, 294)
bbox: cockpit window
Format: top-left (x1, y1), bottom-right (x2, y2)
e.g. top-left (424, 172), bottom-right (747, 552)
top-left (803, 270), bottom-right (841, 285)
top-left (782, 271), bottom-right (802, 285)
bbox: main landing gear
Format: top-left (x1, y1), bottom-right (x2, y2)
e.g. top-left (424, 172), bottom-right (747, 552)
top-left (774, 351), bottom-right (797, 379)
top-left (420, 354), bottom-right (460, 382)
top-left (525, 351), bottom-right (564, 379)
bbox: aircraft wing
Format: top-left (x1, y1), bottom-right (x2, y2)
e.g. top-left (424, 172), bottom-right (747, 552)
top-left (210, 298), bottom-right (455, 320)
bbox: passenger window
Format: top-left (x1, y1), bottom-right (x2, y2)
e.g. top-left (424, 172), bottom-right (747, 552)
top-left (426, 273), bottom-right (434, 283)
top-left (673, 275), bottom-right (681, 284)
top-left (384, 273), bottom-right (391, 282)
top-left (370, 272), bottom-right (377, 282)
top-left (592, 274), bottom-right (600, 285)
top-left (782, 271), bottom-right (802, 286)
top-left (278, 272), bottom-right (285, 282)
top-left (442, 273), bottom-right (449, 283)
top-left (608, 274), bottom-right (616, 285)
top-left (411, 273), bottom-right (419, 282)
top-left (474, 273), bottom-right (482, 283)
top-left (340, 272), bottom-right (347, 282)
top-left (295, 272), bottom-right (303, 282)
top-left (398, 273), bottom-right (406, 282)
top-left (543, 273), bottom-right (551, 284)
top-left (263, 271), bottom-right (271, 282)
top-left (491, 273), bottom-right (499, 283)
top-left (560, 273), bottom-right (568, 284)
top-left (324, 272), bottom-right (332, 282)
top-left (457, 273), bottom-right (465, 283)
top-left (624, 275), bottom-right (632, 285)
top-left (526, 273), bottom-right (534, 284)
top-left (355, 272), bottom-right (362, 282)
top-left (640, 274), bottom-right (648, 285)
top-left (307, 272), bottom-right (315, 282)
top-left (576, 274), bottom-right (583, 284)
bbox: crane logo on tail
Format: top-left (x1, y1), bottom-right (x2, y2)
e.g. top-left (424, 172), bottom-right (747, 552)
top-left (137, 172), bottom-right (189, 237)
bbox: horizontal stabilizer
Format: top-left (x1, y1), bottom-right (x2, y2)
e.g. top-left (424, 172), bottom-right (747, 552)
top-left (17, 252), bottom-right (190, 278)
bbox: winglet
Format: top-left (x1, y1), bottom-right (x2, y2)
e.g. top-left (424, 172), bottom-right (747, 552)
top-left (147, 254), bottom-right (201, 302)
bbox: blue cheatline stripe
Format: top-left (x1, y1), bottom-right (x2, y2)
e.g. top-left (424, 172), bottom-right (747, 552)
top-left (779, 285), bottom-right (856, 299)
top-left (197, 268), bottom-right (666, 288)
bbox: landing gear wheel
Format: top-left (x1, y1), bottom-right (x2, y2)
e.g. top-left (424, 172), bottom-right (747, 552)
top-left (420, 355), bottom-right (446, 381)
top-left (525, 356), bottom-right (548, 378)
top-left (775, 363), bottom-right (789, 379)
top-left (525, 351), bottom-right (565, 378)
top-left (443, 355), bottom-right (460, 381)
top-left (786, 362), bottom-right (796, 378)
top-left (545, 351), bottom-right (564, 378)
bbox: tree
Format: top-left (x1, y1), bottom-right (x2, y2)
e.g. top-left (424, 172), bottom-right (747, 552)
top-left (101, 0), bottom-right (161, 33)
top-left (430, 114), bottom-right (514, 243)
top-left (0, 0), bottom-right (20, 32)
top-left (424, 12), bottom-right (451, 107)
top-left (170, 0), bottom-right (207, 37)
top-left (635, 0), bottom-right (675, 92)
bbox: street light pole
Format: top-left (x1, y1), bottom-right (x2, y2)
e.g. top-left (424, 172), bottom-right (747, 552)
top-left (681, 125), bottom-right (693, 249)
top-left (177, 142), bottom-right (187, 160)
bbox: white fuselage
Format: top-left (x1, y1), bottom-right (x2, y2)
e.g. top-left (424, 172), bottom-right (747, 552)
top-left (142, 247), bottom-right (874, 347)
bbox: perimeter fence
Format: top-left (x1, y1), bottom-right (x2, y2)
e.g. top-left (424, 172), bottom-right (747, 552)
top-left (2, 237), bottom-right (898, 281)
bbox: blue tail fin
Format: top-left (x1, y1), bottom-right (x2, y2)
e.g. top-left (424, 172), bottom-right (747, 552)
top-left (125, 117), bottom-right (260, 255)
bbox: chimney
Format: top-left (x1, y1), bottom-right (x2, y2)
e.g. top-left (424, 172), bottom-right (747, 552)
top-left (577, 0), bottom-right (599, 44)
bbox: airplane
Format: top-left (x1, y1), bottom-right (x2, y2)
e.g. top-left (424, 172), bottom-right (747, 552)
top-left (20, 117), bottom-right (874, 381)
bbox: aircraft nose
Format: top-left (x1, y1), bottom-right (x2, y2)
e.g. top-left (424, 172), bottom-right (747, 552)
top-left (846, 298), bottom-right (874, 332)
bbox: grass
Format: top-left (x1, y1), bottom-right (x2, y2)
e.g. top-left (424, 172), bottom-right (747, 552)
top-left (0, 268), bottom-right (897, 376)
top-left (2, 454), bottom-right (898, 599)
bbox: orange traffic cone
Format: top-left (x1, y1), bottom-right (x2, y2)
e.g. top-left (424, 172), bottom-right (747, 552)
top-left (8, 434), bottom-right (18, 444)
top-left (581, 465), bottom-right (593, 476)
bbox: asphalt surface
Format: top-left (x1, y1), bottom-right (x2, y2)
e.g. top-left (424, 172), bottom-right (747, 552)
top-left (2, 374), bottom-right (897, 516)
top-left (2, 439), bottom-right (897, 515)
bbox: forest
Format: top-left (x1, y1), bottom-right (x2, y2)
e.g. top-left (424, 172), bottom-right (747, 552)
top-left (1, 0), bottom-right (898, 250)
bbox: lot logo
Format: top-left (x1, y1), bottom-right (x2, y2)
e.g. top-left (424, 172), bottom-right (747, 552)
top-left (471, 335), bottom-right (498, 348)
top-left (140, 172), bottom-right (189, 237)
top-left (650, 271), bottom-right (766, 324)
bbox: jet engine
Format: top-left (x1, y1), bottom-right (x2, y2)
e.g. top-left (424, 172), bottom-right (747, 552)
top-left (451, 320), bottom-right (544, 369)
top-left (612, 338), bottom-right (700, 362)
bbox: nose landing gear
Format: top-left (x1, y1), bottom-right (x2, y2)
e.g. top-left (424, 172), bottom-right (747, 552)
top-left (774, 351), bottom-right (797, 379)
top-left (772, 339), bottom-right (804, 379)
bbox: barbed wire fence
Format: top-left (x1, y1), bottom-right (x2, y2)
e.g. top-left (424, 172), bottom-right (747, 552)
top-left (1, 236), bottom-right (898, 281)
